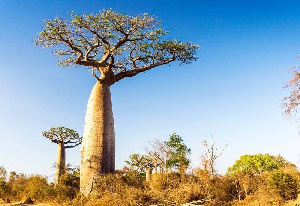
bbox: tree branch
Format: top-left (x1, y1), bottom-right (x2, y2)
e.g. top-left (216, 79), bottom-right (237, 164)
top-left (115, 56), bottom-right (175, 82)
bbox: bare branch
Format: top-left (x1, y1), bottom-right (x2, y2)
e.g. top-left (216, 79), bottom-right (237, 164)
top-left (35, 10), bottom-right (198, 83)
top-left (115, 56), bottom-right (175, 82)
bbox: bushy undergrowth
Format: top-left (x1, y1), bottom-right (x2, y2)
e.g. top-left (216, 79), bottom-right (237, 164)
top-left (0, 167), bottom-right (80, 203)
top-left (0, 165), bottom-right (299, 205)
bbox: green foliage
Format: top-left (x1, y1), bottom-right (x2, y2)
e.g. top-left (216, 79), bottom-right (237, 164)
top-left (227, 154), bottom-right (292, 175)
top-left (42, 126), bottom-right (82, 148)
top-left (124, 153), bottom-right (149, 173)
top-left (126, 134), bottom-right (191, 178)
top-left (54, 166), bottom-right (80, 200)
top-left (268, 170), bottom-right (298, 200)
top-left (165, 133), bottom-right (191, 172)
top-left (122, 171), bottom-right (145, 187)
top-left (35, 9), bottom-right (198, 79)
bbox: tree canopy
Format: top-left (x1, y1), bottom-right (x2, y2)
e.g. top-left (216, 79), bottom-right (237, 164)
top-left (227, 154), bottom-right (294, 175)
top-left (124, 153), bottom-right (153, 173)
top-left (42, 126), bottom-right (82, 148)
top-left (165, 133), bottom-right (191, 171)
top-left (35, 9), bottom-right (198, 84)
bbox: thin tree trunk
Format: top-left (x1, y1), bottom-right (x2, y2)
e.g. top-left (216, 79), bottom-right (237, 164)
top-left (180, 165), bottom-right (187, 182)
top-left (54, 142), bottom-right (65, 185)
top-left (80, 81), bottom-right (115, 196)
top-left (146, 168), bottom-right (152, 182)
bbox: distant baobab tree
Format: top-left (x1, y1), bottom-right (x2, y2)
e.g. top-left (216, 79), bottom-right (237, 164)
top-left (36, 9), bottom-right (198, 196)
top-left (42, 126), bottom-right (82, 185)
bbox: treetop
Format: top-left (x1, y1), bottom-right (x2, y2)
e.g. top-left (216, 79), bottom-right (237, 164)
top-left (227, 153), bottom-right (295, 175)
top-left (35, 9), bottom-right (199, 84)
top-left (42, 126), bottom-right (82, 148)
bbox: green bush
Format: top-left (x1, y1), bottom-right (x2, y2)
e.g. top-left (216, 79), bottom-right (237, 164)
top-left (268, 170), bottom-right (298, 200)
top-left (121, 171), bottom-right (145, 187)
top-left (55, 167), bottom-right (80, 201)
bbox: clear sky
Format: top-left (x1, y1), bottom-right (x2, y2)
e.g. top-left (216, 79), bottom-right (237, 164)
top-left (1, 0), bottom-right (300, 180)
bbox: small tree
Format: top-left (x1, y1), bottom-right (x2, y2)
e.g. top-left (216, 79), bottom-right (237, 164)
top-left (165, 133), bottom-right (191, 178)
top-left (42, 126), bottom-right (82, 185)
top-left (36, 9), bottom-right (198, 196)
top-left (124, 153), bottom-right (148, 173)
top-left (146, 139), bottom-right (170, 173)
top-left (125, 153), bottom-right (154, 182)
top-left (201, 136), bottom-right (227, 175)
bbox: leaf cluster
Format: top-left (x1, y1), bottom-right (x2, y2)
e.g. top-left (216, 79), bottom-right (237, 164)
top-left (165, 133), bottom-right (191, 170)
top-left (227, 154), bottom-right (294, 175)
top-left (124, 153), bottom-right (153, 173)
top-left (42, 126), bottom-right (82, 148)
top-left (35, 9), bottom-right (198, 82)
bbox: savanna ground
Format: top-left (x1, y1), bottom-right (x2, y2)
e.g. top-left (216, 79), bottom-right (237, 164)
top-left (1, 152), bottom-right (300, 206)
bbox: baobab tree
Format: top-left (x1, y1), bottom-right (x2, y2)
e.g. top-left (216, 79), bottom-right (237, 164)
top-left (125, 153), bottom-right (154, 182)
top-left (42, 126), bottom-right (81, 185)
top-left (36, 9), bottom-right (198, 196)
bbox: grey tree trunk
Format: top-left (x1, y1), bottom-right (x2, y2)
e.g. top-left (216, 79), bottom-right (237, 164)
top-left (80, 81), bottom-right (115, 196)
top-left (54, 142), bottom-right (65, 185)
top-left (146, 168), bottom-right (152, 182)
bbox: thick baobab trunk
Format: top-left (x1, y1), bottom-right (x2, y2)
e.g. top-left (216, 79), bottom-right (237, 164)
top-left (146, 168), bottom-right (152, 182)
top-left (54, 142), bottom-right (65, 185)
top-left (80, 81), bottom-right (115, 196)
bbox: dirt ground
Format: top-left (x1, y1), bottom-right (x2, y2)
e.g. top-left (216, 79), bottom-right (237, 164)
top-left (0, 203), bottom-right (59, 206)
top-left (285, 196), bottom-right (300, 206)
top-left (0, 197), bottom-right (300, 206)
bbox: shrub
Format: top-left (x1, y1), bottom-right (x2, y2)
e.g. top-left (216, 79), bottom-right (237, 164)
top-left (89, 174), bottom-right (156, 205)
top-left (54, 167), bottom-right (80, 201)
top-left (268, 170), bottom-right (298, 200)
top-left (211, 176), bottom-right (240, 202)
top-left (0, 179), bottom-right (8, 198)
top-left (23, 175), bottom-right (48, 200)
top-left (149, 173), bottom-right (168, 191)
top-left (121, 171), bottom-right (145, 187)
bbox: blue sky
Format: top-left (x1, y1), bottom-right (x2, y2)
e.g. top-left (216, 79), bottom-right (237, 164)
top-left (1, 0), bottom-right (300, 179)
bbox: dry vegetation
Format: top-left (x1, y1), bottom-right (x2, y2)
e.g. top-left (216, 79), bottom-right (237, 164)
top-left (1, 153), bottom-right (300, 205)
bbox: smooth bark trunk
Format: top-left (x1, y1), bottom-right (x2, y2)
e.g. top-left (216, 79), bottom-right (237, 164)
top-left (146, 168), bottom-right (152, 182)
top-left (180, 165), bottom-right (187, 182)
top-left (80, 81), bottom-right (115, 196)
top-left (54, 142), bottom-right (65, 185)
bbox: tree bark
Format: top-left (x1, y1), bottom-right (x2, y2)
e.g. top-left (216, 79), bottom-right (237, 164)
top-left (54, 142), bottom-right (65, 185)
top-left (180, 164), bottom-right (187, 182)
top-left (80, 81), bottom-right (115, 196)
top-left (146, 168), bottom-right (152, 182)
